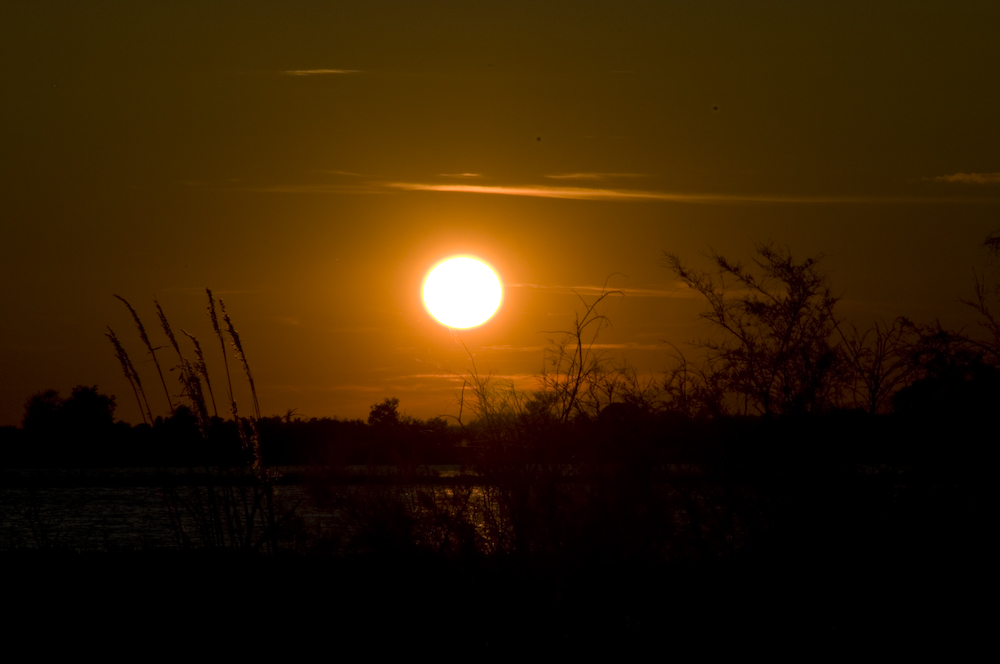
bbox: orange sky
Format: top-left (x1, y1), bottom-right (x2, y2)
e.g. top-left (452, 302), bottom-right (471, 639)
top-left (2, 2), bottom-right (1000, 425)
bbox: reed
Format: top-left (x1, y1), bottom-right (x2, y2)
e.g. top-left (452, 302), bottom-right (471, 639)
top-left (105, 326), bottom-right (153, 425)
top-left (110, 291), bottom-right (282, 553)
top-left (206, 289), bottom-right (235, 411)
top-left (220, 298), bottom-right (260, 421)
top-left (218, 297), bottom-right (276, 549)
top-left (155, 298), bottom-right (182, 362)
top-left (114, 294), bottom-right (174, 415)
top-left (182, 329), bottom-right (218, 418)
top-left (155, 299), bottom-right (214, 433)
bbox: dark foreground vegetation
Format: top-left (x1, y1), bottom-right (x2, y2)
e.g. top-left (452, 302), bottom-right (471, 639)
top-left (2, 237), bottom-right (997, 651)
top-left (1, 405), bottom-right (988, 653)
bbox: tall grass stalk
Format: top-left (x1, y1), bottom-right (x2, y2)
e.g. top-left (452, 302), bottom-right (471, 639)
top-left (182, 329), bottom-right (218, 418)
top-left (112, 290), bottom-right (282, 553)
top-left (206, 288), bottom-right (235, 410)
top-left (152, 300), bottom-right (220, 546)
top-left (221, 299), bottom-right (260, 421)
top-left (155, 298), bottom-right (182, 363)
top-left (156, 298), bottom-right (216, 430)
top-left (219, 297), bottom-right (277, 550)
top-left (106, 326), bottom-right (153, 425)
top-left (115, 294), bottom-right (174, 416)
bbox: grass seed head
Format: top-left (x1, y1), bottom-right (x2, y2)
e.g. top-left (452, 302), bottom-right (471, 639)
top-left (155, 297), bottom-right (182, 360)
top-left (115, 294), bottom-right (152, 351)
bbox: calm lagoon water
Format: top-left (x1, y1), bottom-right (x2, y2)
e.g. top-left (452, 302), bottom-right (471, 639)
top-left (0, 466), bottom-right (474, 551)
top-left (1, 463), bottom-right (759, 555)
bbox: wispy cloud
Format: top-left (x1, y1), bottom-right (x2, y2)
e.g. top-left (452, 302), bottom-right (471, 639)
top-left (929, 172), bottom-right (1000, 185)
top-left (389, 182), bottom-right (690, 201)
top-left (544, 172), bottom-right (648, 180)
top-left (240, 184), bottom-right (386, 194)
top-left (319, 384), bottom-right (384, 392)
top-left (508, 282), bottom-right (692, 298)
top-left (233, 180), bottom-right (1000, 204)
top-left (281, 69), bottom-right (361, 76)
top-left (478, 342), bottom-right (665, 352)
top-left (439, 173), bottom-right (483, 178)
top-left (387, 183), bottom-right (976, 204)
top-left (392, 373), bottom-right (542, 394)
top-left (575, 343), bottom-right (664, 351)
top-left (410, 371), bottom-right (538, 381)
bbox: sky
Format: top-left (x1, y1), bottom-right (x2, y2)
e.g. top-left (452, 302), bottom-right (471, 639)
top-left (2, 1), bottom-right (1000, 426)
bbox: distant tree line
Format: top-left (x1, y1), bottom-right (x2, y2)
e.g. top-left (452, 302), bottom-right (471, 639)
top-left (0, 394), bottom-right (466, 467)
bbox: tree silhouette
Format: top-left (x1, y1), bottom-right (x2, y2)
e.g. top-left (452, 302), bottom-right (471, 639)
top-left (21, 386), bottom-right (117, 464)
top-left (23, 386), bottom-right (115, 433)
top-left (539, 287), bottom-right (624, 423)
top-left (60, 385), bottom-right (116, 431)
top-left (22, 389), bottom-right (63, 432)
top-left (839, 317), bottom-right (919, 414)
top-left (892, 325), bottom-right (1000, 417)
top-left (368, 397), bottom-right (401, 428)
top-left (663, 243), bottom-right (842, 415)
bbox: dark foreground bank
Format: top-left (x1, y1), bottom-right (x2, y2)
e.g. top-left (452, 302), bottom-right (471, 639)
top-left (2, 410), bottom-right (992, 654)
top-left (3, 545), bottom-right (987, 656)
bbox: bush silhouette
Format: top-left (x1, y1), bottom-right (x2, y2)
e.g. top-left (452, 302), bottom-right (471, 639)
top-left (663, 243), bottom-right (842, 415)
top-left (368, 397), bottom-right (401, 428)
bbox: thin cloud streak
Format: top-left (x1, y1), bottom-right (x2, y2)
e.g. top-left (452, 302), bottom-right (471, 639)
top-left (388, 183), bottom-right (998, 204)
top-left (281, 69), bottom-right (362, 75)
top-left (508, 283), bottom-right (692, 298)
top-left (580, 343), bottom-right (665, 351)
top-left (406, 373), bottom-right (542, 394)
top-left (545, 172), bottom-right (648, 180)
top-left (235, 181), bottom-right (1000, 204)
top-left (240, 184), bottom-right (388, 195)
top-left (480, 343), bottom-right (665, 352)
top-left (930, 172), bottom-right (1000, 185)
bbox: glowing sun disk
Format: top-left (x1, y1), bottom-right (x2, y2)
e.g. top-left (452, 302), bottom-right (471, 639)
top-left (422, 257), bottom-right (502, 328)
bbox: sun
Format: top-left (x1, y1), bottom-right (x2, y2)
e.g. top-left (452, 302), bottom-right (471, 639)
top-left (422, 256), bottom-right (503, 329)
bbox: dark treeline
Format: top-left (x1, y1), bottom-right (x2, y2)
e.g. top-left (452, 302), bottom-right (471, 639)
top-left (0, 392), bottom-right (465, 468)
top-left (2, 364), bottom-right (997, 469)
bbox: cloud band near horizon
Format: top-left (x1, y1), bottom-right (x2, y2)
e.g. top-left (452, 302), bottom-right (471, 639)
top-left (930, 172), bottom-right (1000, 184)
top-left (281, 69), bottom-right (361, 75)
top-left (386, 183), bottom-right (999, 204)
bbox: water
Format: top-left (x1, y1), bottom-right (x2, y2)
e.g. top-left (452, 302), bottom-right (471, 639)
top-left (0, 463), bottom-right (755, 556)
top-left (0, 466), bottom-right (480, 551)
